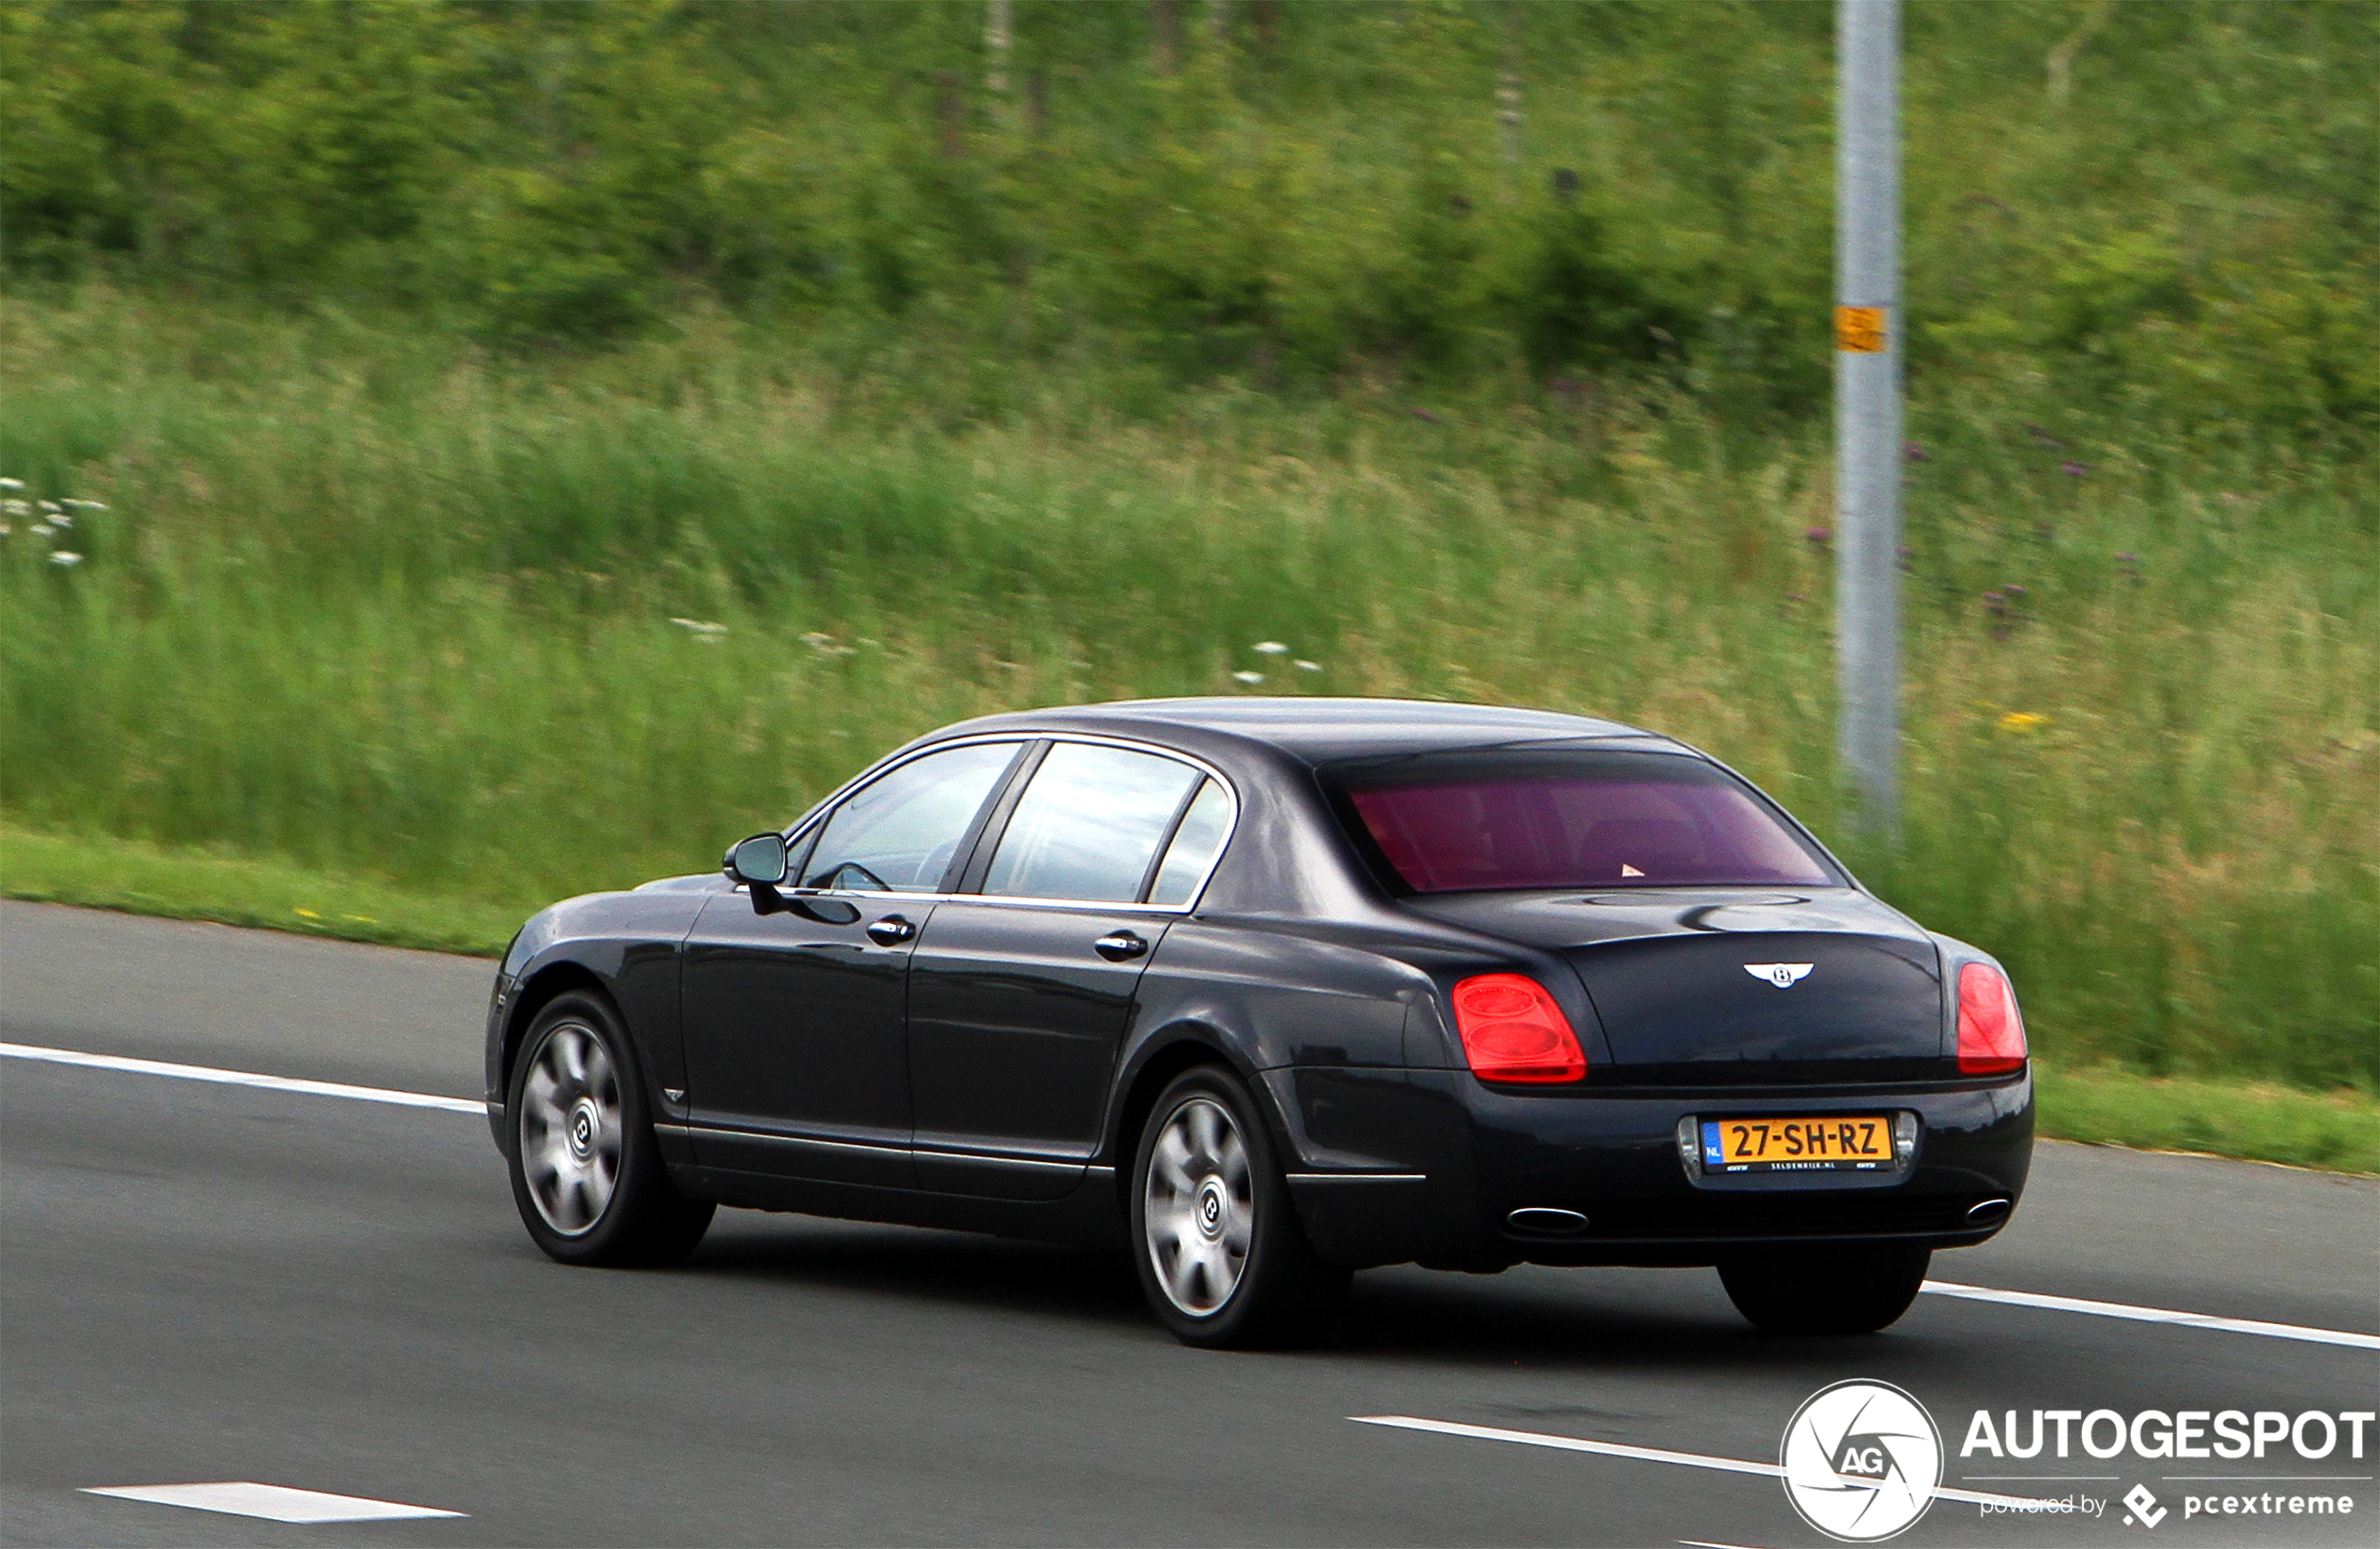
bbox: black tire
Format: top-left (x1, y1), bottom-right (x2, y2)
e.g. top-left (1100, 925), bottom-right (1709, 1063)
top-left (505, 991), bottom-right (713, 1267)
top-left (1718, 1244), bottom-right (1931, 1334)
top-left (1128, 1066), bottom-right (1349, 1348)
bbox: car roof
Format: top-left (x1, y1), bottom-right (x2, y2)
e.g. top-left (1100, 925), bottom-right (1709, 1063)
top-left (922, 696), bottom-right (1685, 767)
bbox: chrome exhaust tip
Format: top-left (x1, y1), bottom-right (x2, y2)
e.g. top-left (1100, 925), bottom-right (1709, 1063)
top-left (1966, 1197), bottom-right (2013, 1225)
top-left (1506, 1207), bottom-right (1590, 1236)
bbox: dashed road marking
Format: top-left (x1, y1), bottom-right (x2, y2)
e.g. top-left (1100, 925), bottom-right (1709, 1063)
top-left (1350, 1415), bottom-right (2045, 1510)
top-left (82, 1482), bottom-right (465, 1523)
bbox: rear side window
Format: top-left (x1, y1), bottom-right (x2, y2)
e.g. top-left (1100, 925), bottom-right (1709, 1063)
top-left (1326, 748), bottom-right (1835, 894)
top-left (1147, 779), bottom-right (1232, 907)
top-left (803, 741), bottom-right (1022, 892)
top-left (983, 743), bottom-right (1204, 902)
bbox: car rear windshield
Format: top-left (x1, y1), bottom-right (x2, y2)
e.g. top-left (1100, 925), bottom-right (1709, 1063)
top-left (1324, 748), bottom-right (1837, 893)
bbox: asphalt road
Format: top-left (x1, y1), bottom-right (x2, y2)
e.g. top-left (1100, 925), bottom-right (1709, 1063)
top-left (4, 899), bottom-right (2375, 1548)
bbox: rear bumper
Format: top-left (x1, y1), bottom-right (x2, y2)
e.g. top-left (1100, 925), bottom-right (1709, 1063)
top-left (1274, 1065), bottom-right (2033, 1269)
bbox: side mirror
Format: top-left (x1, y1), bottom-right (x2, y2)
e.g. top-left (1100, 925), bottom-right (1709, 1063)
top-left (725, 833), bottom-right (790, 887)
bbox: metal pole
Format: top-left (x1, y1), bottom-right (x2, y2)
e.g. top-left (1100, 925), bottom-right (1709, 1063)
top-left (1835, 0), bottom-right (1902, 835)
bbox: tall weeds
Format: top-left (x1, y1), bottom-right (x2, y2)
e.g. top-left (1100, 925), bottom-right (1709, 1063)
top-left (3, 295), bottom-right (2371, 1089)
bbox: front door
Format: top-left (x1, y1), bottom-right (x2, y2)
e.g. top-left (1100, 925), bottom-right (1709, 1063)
top-left (907, 742), bottom-right (1226, 1199)
top-left (680, 739), bottom-right (1027, 1187)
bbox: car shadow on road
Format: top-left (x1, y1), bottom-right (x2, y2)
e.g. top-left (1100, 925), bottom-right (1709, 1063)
top-left (688, 1214), bottom-right (1153, 1329)
top-left (677, 1214), bottom-right (1968, 1374)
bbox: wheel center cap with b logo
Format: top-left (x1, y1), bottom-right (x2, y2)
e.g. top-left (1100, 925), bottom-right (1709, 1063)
top-left (1779, 1379), bottom-right (1942, 1541)
top-left (1195, 1178), bottom-right (1227, 1239)
top-left (567, 1098), bottom-right (600, 1160)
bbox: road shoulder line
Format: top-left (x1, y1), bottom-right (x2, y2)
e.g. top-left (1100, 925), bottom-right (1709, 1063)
top-left (0, 1040), bottom-right (483, 1115)
top-left (1922, 1279), bottom-right (2380, 1351)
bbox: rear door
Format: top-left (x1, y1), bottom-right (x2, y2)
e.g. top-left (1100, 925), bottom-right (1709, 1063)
top-left (905, 744), bottom-right (1231, 1199)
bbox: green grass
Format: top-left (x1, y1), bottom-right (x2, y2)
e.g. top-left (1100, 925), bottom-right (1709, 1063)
top-left (7, 822), bottom-right (2373, 1175)
top-left (5, 294), bottom-right (2373, 1099)
top-left (2033, 1065), bottom-right (2380, 1177)
top-left (0, 823), bottom-right (523, 958)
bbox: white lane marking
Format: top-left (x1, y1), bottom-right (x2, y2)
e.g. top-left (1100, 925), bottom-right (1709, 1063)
top-left (1922, 1279), bottom-right (2380, 1352)
top-left (1350, 1415), bottom-right (2048, 1510)
top-left (10, 1043), bottom-right (2377, 1356)
top-left (82, 1482), bottom-right (465, 1523)
top-left (0, 1041), bottom-right (483, 1116)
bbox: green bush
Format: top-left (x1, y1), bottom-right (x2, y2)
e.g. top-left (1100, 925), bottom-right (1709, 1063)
top-left (4, 1), bottom-right (2370, 422)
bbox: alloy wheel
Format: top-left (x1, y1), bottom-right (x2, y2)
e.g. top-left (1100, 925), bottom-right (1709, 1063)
top-left (1141, 1095), bottom-right (1254, 1316)
top-left (518, 1022), bottom-right (623, 1237)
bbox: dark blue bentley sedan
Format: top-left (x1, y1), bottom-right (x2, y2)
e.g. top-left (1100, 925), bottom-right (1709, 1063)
top-left (486, 698), bottom-right (2031, 1347)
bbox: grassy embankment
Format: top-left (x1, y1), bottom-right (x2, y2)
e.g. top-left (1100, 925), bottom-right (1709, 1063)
top-left (3, 295), bottom-right (2372, 1171)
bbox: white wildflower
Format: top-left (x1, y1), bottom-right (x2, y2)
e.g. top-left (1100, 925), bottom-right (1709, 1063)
top-left (1231, 670), bottom-right (1265, 685)
top-left (669, 617), bottom-right (729, 641)
top-left (62, 499), bottom-right (109, 511)
top-left (0, 477), bottom-right (22, 490)
top-left (0, 523), bottom-right (11, 536)
top-left (1294, 660), bottom-right (1322, 672)
top-left (38, 500), bottom-right (60, 514)
top-left (1, 500), bottom-right (28, 516)
top-left (49, 551), bottom-right (83, 567)
top-left (44, 511), bottom-right (70, 529)
top-left (1252, 641), bottom-right (1289, 655)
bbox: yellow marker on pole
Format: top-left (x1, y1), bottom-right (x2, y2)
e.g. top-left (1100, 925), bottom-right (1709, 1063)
top-left (1835, 305), bottom-right (1888, 353)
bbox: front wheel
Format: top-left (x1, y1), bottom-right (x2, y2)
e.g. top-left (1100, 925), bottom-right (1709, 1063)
top-left (1718, 1244), bottom-right (1931, 1334)
top-left (1129, 1067), bottom-right (1348, 1348)
top-left (506, 992), bottom-right (713, 1267)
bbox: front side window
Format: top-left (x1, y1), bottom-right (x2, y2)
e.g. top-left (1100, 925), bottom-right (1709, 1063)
top-left (1327, 748), bottom-right (1835, 894)
top-left (983, 743), bottom-right (1204, 902)
top-left (803, 741), bottom-right (1022, 892)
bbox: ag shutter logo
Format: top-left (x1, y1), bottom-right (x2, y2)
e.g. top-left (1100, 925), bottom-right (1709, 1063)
top-left (1781, 1379), bottom-right (1944, 1542)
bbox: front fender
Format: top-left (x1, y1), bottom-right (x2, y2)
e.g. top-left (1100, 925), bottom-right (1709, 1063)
top-left (482, 887), bottom-right (712, 1152)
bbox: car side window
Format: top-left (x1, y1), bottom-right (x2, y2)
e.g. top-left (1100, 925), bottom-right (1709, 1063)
top-left (981, 743), bottom-right (1204, 903)
top-left (803, 742), bottom-right (1022, 893)
top-left (1145, 779), bottom-right (1231, 907)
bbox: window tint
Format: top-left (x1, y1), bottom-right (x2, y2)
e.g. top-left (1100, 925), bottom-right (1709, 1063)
top-left (983, 743), bottom-right (1203, 902)
top-left (803, 741), bottom-right (1021, 892)
top-left (1328, 749), bottom-right (1834, 893)
top-left (1146, 780), bottom-right (1232, 907)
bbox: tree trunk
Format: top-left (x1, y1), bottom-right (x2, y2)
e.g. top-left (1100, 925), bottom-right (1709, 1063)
top-left (984, 0), bottom-right (1012, 102)
top-left (1151, 0), bottom-right (1182, 74)
top-left (1497, 1), bottom-right (1524, 166)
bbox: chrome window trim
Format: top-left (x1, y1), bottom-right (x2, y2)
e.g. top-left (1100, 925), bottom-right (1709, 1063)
top-left (782, 730), bottom-right (1242, 916)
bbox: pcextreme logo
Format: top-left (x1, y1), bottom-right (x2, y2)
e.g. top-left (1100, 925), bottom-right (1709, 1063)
top-left (1780, 1379), bottom-right (1944, 1542)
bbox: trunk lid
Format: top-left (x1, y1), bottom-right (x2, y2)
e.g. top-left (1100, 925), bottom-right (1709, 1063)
top-left (1406, 888), bottom-right (1948, 1084)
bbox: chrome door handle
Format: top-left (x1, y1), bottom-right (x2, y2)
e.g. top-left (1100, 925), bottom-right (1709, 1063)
top-left (1093, 931), bottom-right (1148, 962)
top-left (865, 915), bottom-right (916, 946)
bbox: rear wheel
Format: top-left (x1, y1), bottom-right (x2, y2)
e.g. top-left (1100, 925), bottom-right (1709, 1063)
top-left (1719, 1244), bottom-right (1930, 1334)
top-left (507, 992), bottom-right (713, 1267)
top-left (1129, 1067), bottom-right (1348, 1348)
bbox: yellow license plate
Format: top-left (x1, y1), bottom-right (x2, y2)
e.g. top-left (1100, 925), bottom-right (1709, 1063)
top-left (1701, 1114), bottom-right (1895, 1172)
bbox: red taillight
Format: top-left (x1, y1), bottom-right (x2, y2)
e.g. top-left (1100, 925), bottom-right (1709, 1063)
top-left (1451, 974), bottom-right (1587, 1083)
top-left (1957, 961), bottom-right (2028, 1075)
